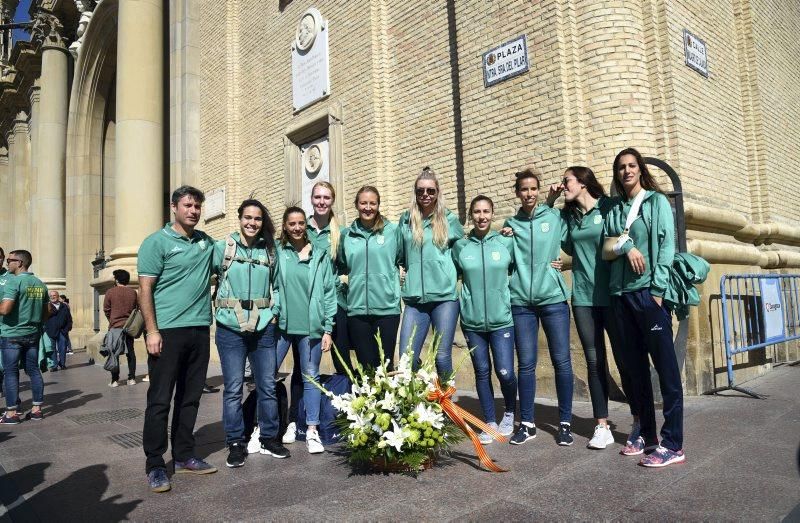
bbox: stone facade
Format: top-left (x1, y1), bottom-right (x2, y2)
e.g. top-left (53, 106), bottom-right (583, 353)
top-left (0, 0), bottom-right (798, 398)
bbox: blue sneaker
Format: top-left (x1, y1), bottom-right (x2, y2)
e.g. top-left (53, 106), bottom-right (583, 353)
top-left (147, 468), bottom-right (171, 493)
top-left (174, 457), bottom-right (217, 475)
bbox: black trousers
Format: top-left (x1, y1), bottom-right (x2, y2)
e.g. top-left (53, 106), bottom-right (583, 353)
top-left (611, 289), bottom-right (683, 451)
top-left (347, 314), bottom-right (401, 370)
top-left (572, 305), bottom-right (636, 419)
top-left (111, 334), bottom-right (136, 381)
top-left (143, 326), bottom-right (210, 473)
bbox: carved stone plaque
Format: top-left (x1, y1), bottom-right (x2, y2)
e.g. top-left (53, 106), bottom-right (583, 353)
top-left (292, 7), bottom-right (330, 112)
top-left (300, 136), bottom-right (329, 216)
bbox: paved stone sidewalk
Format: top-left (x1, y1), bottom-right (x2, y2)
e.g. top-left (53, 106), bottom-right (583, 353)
top-left (1, 354), bottom-right (798, 522)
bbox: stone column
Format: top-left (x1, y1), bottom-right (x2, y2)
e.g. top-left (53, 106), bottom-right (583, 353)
top-left (28, 83), bottom-right (41, 269)
top-left (9, 112), bottom-right (32, 251)
top-left (35, 15), bottom-right (69, 287)
top-left (112, 0), bottom-right (164, 265)
top-left (0, 148), bottom-right (11, 248)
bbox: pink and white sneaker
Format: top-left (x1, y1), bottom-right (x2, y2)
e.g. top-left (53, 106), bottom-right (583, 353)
top-left (639, 446), bottom-right (685, 467)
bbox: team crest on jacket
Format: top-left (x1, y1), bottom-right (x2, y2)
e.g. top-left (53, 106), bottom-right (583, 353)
top-left (377, 235), bottom-right (385, 245)
top-left (594, 215), bottom-right (603, 225)
top-left (541, 222), bottom-right (550, 233)
top-left (491, 251), bottom-right (501, 261)
top-left (198, 240), bottom-right (207, 250)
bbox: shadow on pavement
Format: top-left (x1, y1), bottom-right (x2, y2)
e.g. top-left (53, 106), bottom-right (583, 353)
top-left (0, 462), bottom-right (50, 508)
top-left (6, 464), bottom-right (142, 522)
top-left (0, 430), bottom-right (14, 444)
top-left (194, 420), bottom-right (226, 459)
top-left (41, 389), bottom-right (103, 417)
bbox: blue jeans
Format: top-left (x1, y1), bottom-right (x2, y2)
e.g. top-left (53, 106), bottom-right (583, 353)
top-left (1, 335), bottom-right (44, 409)
top-left (52, 333), bottom-right (69, 368)
top-left (216, 324), bottom-right (279, 445)
top-left (463, 327), bottom-right (517, 423)
top-left (398, 300), bottom-right (460, 378)
top-left (276, 331), bottom-right (322, 426)
top-left (512, 302), bottom-right (572, 424)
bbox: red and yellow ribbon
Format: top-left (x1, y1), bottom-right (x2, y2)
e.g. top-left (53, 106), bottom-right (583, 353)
top-left (427, 379), bottom-right (508, 472)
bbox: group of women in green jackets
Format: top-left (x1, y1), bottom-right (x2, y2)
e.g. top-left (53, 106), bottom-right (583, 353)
top-left (213, 147), bottom-right (685, 468)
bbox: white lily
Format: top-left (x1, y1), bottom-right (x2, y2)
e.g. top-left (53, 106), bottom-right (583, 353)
top-left (414, 403), bottom-right (444, 429)
top-left (381, 419), bottom-right (407, 452)
top-left (377, 390), bottom-right (398, 411)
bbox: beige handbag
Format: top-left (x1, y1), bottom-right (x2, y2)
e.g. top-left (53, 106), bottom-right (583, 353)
top-left (122, 307), bottom-right (145, 338)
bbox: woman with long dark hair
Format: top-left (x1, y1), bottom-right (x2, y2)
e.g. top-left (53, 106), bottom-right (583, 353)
top-left (548, 166), bottom-right (638, 450)
top-left (604, 147), bottom-right (683, 467)
top-left (397, 167), bottom-right (464, 378)
top-left (213, 199), bottom-right (289, 467)
top-left (274, 206), bottom-right (337, 455)
top-left (338, 186), bottom-right (402, 369)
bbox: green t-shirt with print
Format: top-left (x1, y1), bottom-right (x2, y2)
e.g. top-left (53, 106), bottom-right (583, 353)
top-left (0, 272), bottom-right (49, 337)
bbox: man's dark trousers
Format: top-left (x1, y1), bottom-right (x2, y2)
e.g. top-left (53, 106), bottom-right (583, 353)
top-left (142, 326), bottom-right (210, 473)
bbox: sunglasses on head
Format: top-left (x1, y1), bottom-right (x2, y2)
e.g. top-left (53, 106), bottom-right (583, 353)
top-left (415, 187), bottom-right (437, 197)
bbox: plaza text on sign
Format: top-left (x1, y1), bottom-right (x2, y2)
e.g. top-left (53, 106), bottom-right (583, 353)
top-left (683, 29), bottom-right (708, 77)
top-left (483, 35), bottom-right (529, 88)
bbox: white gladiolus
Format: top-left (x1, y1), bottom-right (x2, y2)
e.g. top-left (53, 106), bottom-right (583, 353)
top-left (381, 420), bottom-right (407, 452)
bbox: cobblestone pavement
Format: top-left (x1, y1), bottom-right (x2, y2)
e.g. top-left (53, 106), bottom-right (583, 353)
top-left (1, 353), bottom-right (798, 522)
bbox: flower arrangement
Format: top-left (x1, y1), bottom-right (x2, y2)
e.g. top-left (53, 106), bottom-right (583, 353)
top-left (318, 333), bottom-right (464, 471)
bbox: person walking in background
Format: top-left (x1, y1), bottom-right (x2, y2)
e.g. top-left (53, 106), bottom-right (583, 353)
top-left (274, 207), bottom-right (337, 455)
top-left (338, 186), bottom-right (402, 370)
top-left (45, 290), bottom-right (72, 371)
top-left (0, 250), bottom-right (49, 424)
top-left (213, 198), bottom-right (289, 467)
top-left (503, 169), bottom-right (574, 446)
top-left (546, 166), bottom-right (637, 451)
top-left (138, 186), bottom-right (217, 493)
top-left (104, 269), bottom-right (139, 387)
top-left (397, 167), bottom-right (464, 378)
top-left (605, 148), bottom-right (683, 467)
top-left (60, 295), bottom-right (74, 355)
top-left (452, 196), bottom-right (517, 444)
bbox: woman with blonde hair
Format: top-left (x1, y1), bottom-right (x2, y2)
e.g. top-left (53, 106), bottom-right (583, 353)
top-left (338, 186), bottom-right (402, 369)
top-left (397, 167), bottom-right (464, 378)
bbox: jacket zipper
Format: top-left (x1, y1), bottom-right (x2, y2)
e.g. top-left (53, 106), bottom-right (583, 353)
top-left (365, 233), bottom-right (370, 315)
top-left (481, 239), bottom-right (488, 331)
top-left (420, 242), bottom-right (425, 301)
top-left (528, 219), bottom-right (534, 303)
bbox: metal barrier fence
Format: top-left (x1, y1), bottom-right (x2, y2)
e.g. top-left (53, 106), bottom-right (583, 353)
top-left (707, 274), bottom-right (800, 398)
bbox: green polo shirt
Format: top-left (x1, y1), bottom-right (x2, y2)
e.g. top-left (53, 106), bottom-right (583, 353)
top-left (0, 272), bottom-right (49, 337)
top-left (0, 268), bottom-right (8, 336)
top-left (137, 223), bottom-right (214, 329)
top-left (281, 246), bottom-right (312, 335)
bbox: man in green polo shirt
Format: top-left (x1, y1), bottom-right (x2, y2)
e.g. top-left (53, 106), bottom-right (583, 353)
top-left (0, 250), bottom-right (49, 424)
top-left (138, 185), bottom-right (216, 493)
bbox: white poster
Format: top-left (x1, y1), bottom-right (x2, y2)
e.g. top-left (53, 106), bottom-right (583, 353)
top-left (759, 277), bottom-right (784, 343)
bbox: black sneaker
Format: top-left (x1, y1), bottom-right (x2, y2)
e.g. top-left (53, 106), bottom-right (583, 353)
top-left (509, 424), bottom-right (536, 445)
top-left (557, 423), bottom-right (574, 446)
top-left (226, 443), bottom-right (247, 468)
top-left (260, 439), bottom-right (291, 459)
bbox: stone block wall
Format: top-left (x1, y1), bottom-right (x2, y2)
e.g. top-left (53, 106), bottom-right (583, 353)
top-left (196, 0), bottom-right (800, 396)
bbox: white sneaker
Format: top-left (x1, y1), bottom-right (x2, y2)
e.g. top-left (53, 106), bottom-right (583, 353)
top-left (282, 422), bottom-right (296, 444)
top-left (108, 381), bottom-right (119, 388)
top-left (306, 429), bottom-right (325, 454)
top-left (479, 422), bottom-right (499, 445)
top-left (127, 379), bottom-right (136, 386)
top-left (142, 375), bottom-right (150, 382)
top-left (498, 411), bottom-right (515, 436)
top-left (587, 424), bottom-right (615, 449)
top-left (247, 427), bottom-right (262, 454)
